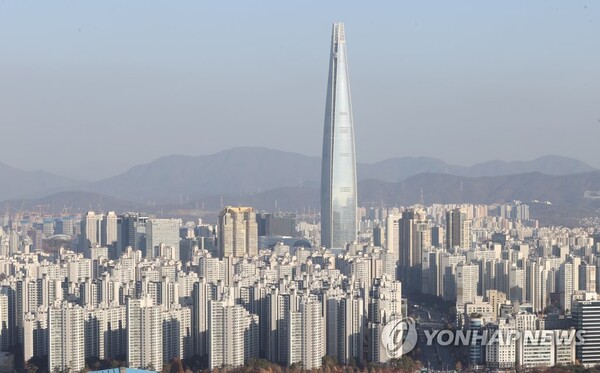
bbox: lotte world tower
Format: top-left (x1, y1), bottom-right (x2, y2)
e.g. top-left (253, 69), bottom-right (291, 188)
top-left (320, 23), bottom-right (357, 249)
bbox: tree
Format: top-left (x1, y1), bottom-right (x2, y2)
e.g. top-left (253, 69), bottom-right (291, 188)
top-left (349, 357), bottom-right (357, 368)
top-left (455, 361), bottom-right (462, 371)
top-left (171, 357), bottom-right (185, 373)
top-left (322, 356), bottom-right (338, 369)
top-left (27, 356), bottom-right (47, 373)
top-left (290, 361), bottom-right (303, 373)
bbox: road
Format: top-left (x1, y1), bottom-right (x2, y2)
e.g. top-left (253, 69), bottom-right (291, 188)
top-left (411, 302), bottom-right (460, 372)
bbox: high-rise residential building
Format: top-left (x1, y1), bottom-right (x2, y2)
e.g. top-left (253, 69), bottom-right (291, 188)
top-left (42, 218), bottom-right (54, 237)
top-left (80, 211), bottom-right (102, 249)
top-left (48, 302), bottom-right (85, 373)
top-left (398, 208), bottom-right (430, 291)
top-left (84, 306), bottom-right (127, 360)
top-left (422, 248), bottom-right (443, 296)
top-left (320, 22), bottom-right (357, 249)
top-left (579, 262), bottom-right (596, 293)
top-left (331, 294), bottom-right (364, 365)
top-left (208, 298), bottom-right (259, 369)
top-left (511, 203), bottom-right (530, 221)
top-left (372, 225), bottom-right (384, 247)
top-left (261, 288), bottom-right (295, 364)
top-left (25, 229), bottom-right (42, 253)
top-left (456, 262), bottom-right (479, 308)
top-left (560, 262), bottom-right (575, 312)
top-left (55, 217), bottom-right (75, 236)
top-left (145, 218), bottom-right (181, 259)
top-left (509, 266), bottom-right (525, 304)
top-left (218, 207), bottom-right (258, 258)
top-left (440, 253), bottom-right (466, 301)
top-left (162, 306), bottom-right (193, 362)
top-left (126, 296), bottom-right (163, 370)
top-left (299, 297), bottom-right (325, 370)
top-left (527, 260), bottom-right (549, 313)
top-left (0, 294), bottom-right (9, 351)
top-left (23, 311), bottom-right (48, 362)
top-left (381, 214), bottom-right (400, 280)
top-left (192, 278), bottom-right (211, 357)
top-left (446, 208), bottom-right (471, 249)
top-left (101, 211), bottom-right (118, 249)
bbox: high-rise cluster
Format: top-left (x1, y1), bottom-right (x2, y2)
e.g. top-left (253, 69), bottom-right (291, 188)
top-left (0, 21), bottom-right (596, 373)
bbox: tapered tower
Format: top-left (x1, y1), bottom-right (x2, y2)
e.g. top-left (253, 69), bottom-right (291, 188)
top-left (321, 22), bottom-right (357, 249)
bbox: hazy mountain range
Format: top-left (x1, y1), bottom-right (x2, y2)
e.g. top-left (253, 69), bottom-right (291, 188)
top-left (0, 162), bottom-right (83, 202)
top-left (1, 147), bottom-right (599, 225)
top-left (88, 147), bottom-right (596, 203)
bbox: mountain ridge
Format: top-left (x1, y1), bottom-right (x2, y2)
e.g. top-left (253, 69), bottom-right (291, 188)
top-left (3, 171), bottom-right (600, 226)
top-left (87, 148), bottom-right (596, 203)
top-left (0, 162), bottom-right (83, 202)
top-left (0, 147), bottom-right (596, 204)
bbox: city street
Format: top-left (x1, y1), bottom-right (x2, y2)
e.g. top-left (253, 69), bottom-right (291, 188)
top-left (412, 303), bottom-right (459, 372)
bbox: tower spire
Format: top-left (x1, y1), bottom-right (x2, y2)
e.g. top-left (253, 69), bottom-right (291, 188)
top-left (320, 22), bottom-right (358, 249)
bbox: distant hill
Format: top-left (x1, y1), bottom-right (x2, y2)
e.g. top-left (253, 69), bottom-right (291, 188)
top-left (1, 148), bottom-right (597, 219)
top-left (5, 170), bottom-right (600, 226)
top-left (0, 191), bottom-right (144, 215)
top-left (87, 147), bottom-right (596, 203)
top-left (89, 147), bottom-right (322, 203)
top-left (357, 171), bottom-right (600, 206)
top-left (462, 155), bottom-right (595, 177)
top-left (168, 170), bottom-right (600, 226)
top-left (0, 162), bottom-right (81, 201)
top-left (186, 171), bottom-right (600, 210)
top-left (360, 155), bottom-right (595, 181)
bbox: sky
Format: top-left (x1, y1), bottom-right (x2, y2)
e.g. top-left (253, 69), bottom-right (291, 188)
top-left (1, 1), bottom-right (599, 181)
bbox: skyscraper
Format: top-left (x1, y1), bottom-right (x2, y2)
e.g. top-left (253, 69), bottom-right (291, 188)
top-left (117, 212), bottom-right (148, 252)
top-left (445, 208), bottom-right (471, 250)
top-left (126, 296), bottom-right (163, 370)
top-left (208, 297), bottom-right (259, 369)
top-left (145, 218), bottom-right (181, 259)
top-left (80, 211), bottom-right (102, 249)
top-left (48, 302), bottom-right (85, 372)
top-left (101, 211), bottom-right (118, 248)
top-left (320, 22), bottom-right (357, 249)
top-left (218, 206), bottom-right (258, 258)
top-left (574, 300), bottom-right (600, 367)
top-left (398, 208), bottom-right (431, 290)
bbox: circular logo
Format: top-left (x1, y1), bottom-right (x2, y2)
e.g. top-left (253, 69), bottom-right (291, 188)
top-left (381, 317), bottom-right (418, 357)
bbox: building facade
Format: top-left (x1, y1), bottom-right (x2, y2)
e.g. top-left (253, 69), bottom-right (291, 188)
top-left (320, 22), bottom-right (358, 249)
top-left (218, 207), bottom-right (258, 258)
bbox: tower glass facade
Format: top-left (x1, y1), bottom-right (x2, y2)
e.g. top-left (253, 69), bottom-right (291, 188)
top-left (321, 22), bottom-right (357, 249)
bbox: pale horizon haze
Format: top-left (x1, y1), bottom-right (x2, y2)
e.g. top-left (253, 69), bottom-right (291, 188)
top-left (1, 1), bottom-right (599, 181)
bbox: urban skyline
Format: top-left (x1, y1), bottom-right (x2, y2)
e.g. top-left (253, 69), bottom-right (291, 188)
top-left (1, 4), bottom-right (600, 373)
top-left (3, 200), bottom-right (600, 372)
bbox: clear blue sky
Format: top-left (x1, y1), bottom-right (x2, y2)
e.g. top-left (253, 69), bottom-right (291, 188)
top-left (1, 1), bottom-right (598, 180)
